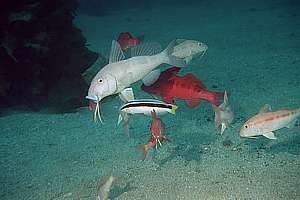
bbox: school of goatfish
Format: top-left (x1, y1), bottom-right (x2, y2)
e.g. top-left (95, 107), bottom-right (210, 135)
top-left (86, 32), bottom-right (299, 199)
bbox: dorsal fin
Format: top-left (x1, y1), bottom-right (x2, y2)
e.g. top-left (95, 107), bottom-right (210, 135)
top-left (223, 90), bottom-right (229, 106)
top-left (130, 42), bottom-right (162, 57)
top-left (109, 40), bottom-right (125, 63)
top-left (259, 104), bottom-right (272, 113)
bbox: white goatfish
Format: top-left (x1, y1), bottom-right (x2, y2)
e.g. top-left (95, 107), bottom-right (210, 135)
top-left (240, 104), bottom-right (300, 139)
top-left (86, 39), bottom-right (206, 123)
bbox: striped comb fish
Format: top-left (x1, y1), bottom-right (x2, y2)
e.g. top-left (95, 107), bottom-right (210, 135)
top-left (117, 99), bottom-right (177, 135)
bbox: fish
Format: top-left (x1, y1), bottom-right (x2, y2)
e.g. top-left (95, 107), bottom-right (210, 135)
top-left (117, 99), bottom-right (177, 136)
top-left (171, 39), bottom-right (208, 64)
top-left (96, 175), bottom-right (118, 200)
top-left (240, 104), bottom-right (300, 139)
top-left (141, 67), bottom-right (224, 108)
top-left (117, 32), bottom-right (144, 51)
top-left (212, 91), bottom-right (234, 135)
top-left (86, 39), bottom-right (191, 123)
top-left (140, 110), bottom-right (168, 160)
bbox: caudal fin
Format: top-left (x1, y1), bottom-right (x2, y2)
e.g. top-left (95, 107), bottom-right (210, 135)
top-left (209, 91), bottom-right (225, 106)
top-left (139, 143), bottom-right (151, 160)
top-left (161, 40), bottom-right (187, 67)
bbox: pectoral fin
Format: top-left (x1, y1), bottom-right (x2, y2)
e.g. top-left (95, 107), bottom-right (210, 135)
top-left (262, 131), bottom-right (277, 139)
top-left (259, 104), bottom-right (272, 113)
top-left (119, 88), bottom-right (135, 102)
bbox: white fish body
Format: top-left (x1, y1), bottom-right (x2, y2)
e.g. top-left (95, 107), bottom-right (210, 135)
top-left (120, 99), bottom-right (177, 115)
top-left (87, 40), bottom-right (187, 103)
top-left (98, 54), bottom-right (165, 94)
top-left (117, 99), bottom-right (177, 136)
top-left (212, 91), bottom-right (234, 135)
top-left (240, 105), bottom-right (300, 139)
top-left (96, 175), bottom-right (117, 200)
top-left (172, 39), bottom-right (208, 64)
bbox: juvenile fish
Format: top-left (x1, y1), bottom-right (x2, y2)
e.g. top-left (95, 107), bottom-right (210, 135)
top-left (96, 175), bottom-right (117, 200)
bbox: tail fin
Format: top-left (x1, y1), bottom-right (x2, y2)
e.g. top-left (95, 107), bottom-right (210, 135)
top-left (137, 35), bottom-right (144, 42)
top-left (209, 91), bottom-right (225, 106)
top-left (170, 104), bottom-right (178, 114)
top-left (161, 40), bottom-right (187, 67)
top-left (139, 143), bottom-right (151, 160)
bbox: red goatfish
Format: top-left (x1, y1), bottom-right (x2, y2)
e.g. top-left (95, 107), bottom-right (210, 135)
top-left (141, 67), bottom-right (224, 108)
top-left (240, 104), bottom-right (300, 139)
top-left (117, 32), bottom-right (144, 51)
top-left (140, 110), bottom-right (168, 160)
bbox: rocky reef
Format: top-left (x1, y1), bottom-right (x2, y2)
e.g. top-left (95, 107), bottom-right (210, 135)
top-left (0, 0), bottom-right (103, 112)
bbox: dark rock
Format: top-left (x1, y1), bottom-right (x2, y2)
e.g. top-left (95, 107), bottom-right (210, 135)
top-left (0, 0), bottom-right (102, 112)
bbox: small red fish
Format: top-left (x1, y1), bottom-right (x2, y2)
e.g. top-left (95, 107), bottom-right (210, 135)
top-left (117, 32), bottom-right (144, 51)
top-left (141, 67), bottom-right (224, 108)
top-left (140, 110), bottom-right (168, 160)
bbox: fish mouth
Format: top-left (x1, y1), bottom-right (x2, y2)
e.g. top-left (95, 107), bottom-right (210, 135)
top-left (85, 95), bottom-right (104, 124)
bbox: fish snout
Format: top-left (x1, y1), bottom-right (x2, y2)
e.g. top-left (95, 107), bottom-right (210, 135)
top-left (239, 125), bottom-right (247, 137)
top-left (239, 129), bottom-right (245, 137)
top-left (85, 95), bottom-right (100, 103)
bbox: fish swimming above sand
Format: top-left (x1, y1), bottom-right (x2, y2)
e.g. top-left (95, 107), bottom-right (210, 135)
top-left (118, 99), bottom-right (177, 136)
top-left (171, 39), bottom-right (208, 64)
top-left (240, 104), bottom-right (300, 139)
top-left (96, 175), bottom-right (117, 200)
top-left (140, 110), bottom-right (168, 160)
top-left (86, 39), bottom-right (207, 123)
top-left (212, 91), bottom-right (234, 135)
top-left (141, 66), bottom-right (224, 107)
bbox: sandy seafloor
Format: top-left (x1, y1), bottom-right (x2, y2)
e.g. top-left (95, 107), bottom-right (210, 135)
top-left (1, 0), bottom-right (300, 199)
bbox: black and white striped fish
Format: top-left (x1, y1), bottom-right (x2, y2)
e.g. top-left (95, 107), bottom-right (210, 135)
top-left (117, 99), bottom-right (178, 126)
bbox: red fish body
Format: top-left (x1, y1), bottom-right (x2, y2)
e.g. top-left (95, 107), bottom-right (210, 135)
top-left (117, 32), bottom-right (144, 51)
top-left (140, 110), bottom-right (167, 160)
top-left (141, 67), bottom-right (224, 108)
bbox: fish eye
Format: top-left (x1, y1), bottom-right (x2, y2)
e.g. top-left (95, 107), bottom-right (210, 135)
top-left (245, 125), bottom-right (248, 128)
top-left (98, 79), bottom-right (103, 83)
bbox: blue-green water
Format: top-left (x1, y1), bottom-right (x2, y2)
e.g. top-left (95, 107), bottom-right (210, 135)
top-left (1, 0), bottom-right (299, 199)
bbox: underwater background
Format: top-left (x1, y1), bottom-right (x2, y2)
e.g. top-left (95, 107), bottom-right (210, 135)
top-left (1, 0), bottom-right (300, 199)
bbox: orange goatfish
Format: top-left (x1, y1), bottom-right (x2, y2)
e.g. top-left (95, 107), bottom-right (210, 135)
top-left (240, 104), bottom-right (300, 139)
